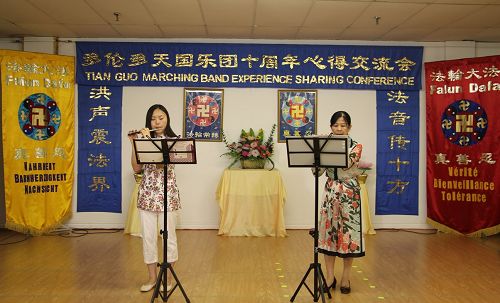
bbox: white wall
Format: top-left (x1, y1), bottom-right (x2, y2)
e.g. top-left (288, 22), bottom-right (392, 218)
top-left (0, 38), bottom-right (22, 50)
top-left (4, 39), bottom-right (500, 230)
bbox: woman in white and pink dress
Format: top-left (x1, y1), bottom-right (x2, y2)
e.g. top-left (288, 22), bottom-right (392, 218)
top-left (316, 111), bottom-right (364, 295)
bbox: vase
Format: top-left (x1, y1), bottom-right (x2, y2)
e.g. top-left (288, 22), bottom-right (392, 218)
top-left (240, 159), bottom-right (265, 169)
top-left (357, 174), bottom-right (367, 184)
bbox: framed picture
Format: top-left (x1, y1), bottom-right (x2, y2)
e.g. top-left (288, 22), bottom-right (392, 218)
top-left (277, 89), bottom-right (317, 142)
top-left (183, 88), bottom-right (224, 142)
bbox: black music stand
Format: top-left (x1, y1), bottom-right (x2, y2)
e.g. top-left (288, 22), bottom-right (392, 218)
top-left (133, 137), bottom-right (197, 303)
top-left (285, 135), bottom-right (349, 303)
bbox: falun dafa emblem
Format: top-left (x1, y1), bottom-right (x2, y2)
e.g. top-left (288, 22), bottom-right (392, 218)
top-left (18, 93), bottom-right (61, 141)
top-left (441, 99), bottom-right (487, 147)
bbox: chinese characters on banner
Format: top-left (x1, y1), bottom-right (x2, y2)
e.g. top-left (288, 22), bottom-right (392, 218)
top-left (0, 50), bottom-right (74, 233)
top-left (278, 90), bottom-right (317, 142)
top-left (74, 42), bottom-right (424, 214)
top-left (425, 55), bottom-right (500, 236)
top-left (76, 42), bottom-right (423, 90)
top-left (77, 85), bottom-right (122, 212)
top-left (376, 90), bottom-right (419, 215)
top-left (183, 88), bottom-right (223, 141)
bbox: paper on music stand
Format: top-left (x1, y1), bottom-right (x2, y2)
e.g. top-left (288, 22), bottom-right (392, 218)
top-left (286, 135), bottom-right (348, 168)
top-left (133, 138), bottom-right (196, 164)
top-left (169, 140), bottom-right (196, 163)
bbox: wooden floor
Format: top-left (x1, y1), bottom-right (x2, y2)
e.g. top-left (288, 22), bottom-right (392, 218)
top-left (0, 228), bottom-right (499, 303)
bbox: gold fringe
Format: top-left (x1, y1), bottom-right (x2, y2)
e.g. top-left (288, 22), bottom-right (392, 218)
top-left (465, 224), bottom-right (500, 237)
top-left (426, 218), bottom-right (500, 237)
top-left (5, 210), bottom-right (73, 235)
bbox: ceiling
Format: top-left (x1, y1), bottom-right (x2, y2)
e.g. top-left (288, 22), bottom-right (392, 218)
top-left (1, 0), bottom-right (500, 42)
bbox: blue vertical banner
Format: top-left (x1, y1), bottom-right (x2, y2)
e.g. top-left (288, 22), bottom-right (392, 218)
top-left (77, 85), bottom-right (122, 212)
top-left (376, 90), bottom-right (419, 215)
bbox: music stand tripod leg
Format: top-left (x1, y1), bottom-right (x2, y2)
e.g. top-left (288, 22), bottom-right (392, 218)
top-left (290, 264), bottom-right (315, 299)
top-left (290, 263), bottom-right (330, 302)
top-left (150, 254), bottom-right (190, 303)
top-left (319, 266), bottom-right (331, 298)
top-left (316, 264), bottom-right (328, 302)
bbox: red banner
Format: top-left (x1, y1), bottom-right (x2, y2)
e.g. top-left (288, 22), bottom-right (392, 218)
top-left (425, 55), bottom-right (500, 236)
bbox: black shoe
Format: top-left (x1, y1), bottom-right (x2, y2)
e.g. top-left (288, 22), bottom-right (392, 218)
top-left (308, 228), bottom-right (315, 238)
top-left (340, 280), bottom-right (351, 294)
top-left (323, 277), bottom-right (337, 293)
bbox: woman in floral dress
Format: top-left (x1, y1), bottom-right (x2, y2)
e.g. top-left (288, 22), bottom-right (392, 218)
top-left (317, 111), bottom-right (364, 294)
top-left (128, 104), bottom-right (181, 293)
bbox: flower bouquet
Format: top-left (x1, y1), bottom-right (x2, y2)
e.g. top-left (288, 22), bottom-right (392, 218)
top-left (221, 124), bottom-right (276, 170)
top-left (358, 160), bottom-right (373, 175)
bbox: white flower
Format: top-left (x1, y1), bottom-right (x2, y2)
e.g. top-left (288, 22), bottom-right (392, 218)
top-left (250, 149), bottom-right (260, 157)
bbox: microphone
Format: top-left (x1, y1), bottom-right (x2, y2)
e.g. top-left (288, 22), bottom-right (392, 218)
top-left (128, 128), bottom-right (158, 135)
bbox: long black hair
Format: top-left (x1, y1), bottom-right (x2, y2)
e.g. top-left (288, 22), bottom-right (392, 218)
top-left (330, 111), bottom-right (352, 127)
top-left (145, 104), bottom-right (177, 138)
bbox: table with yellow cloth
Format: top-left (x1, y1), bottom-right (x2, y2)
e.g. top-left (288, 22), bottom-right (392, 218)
top-left (124, 174), bottom-right (142, 237)
top-left (216, 169), bottom-right (287, 237)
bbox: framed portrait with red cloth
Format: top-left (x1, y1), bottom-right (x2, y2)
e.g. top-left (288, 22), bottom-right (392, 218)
top-left (183, 88), bottom-right (224, 142)
top-left (425, 55), bottom-right (500, 236)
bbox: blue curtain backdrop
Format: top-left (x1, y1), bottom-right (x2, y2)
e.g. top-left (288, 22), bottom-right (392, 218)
top-left (75, 41), bottom-right (423, 214)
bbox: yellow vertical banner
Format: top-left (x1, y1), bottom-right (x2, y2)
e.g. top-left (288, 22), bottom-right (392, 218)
top-left (0, 50), bottom-right (74, 234)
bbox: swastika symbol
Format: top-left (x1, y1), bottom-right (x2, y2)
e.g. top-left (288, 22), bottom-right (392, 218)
top-left (290, 105), bottom-right (304, 119)
top-left (196, 105), bottom-right (210, 117)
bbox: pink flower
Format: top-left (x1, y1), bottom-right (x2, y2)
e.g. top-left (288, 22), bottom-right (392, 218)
top-left (358, 160), bottom-right (373, 174)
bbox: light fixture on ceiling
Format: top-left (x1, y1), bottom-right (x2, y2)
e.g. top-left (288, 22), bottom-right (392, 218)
top-left (374, 16), bottom-right (381, 25)
top-left (113, 12), bottom-right (121, 22)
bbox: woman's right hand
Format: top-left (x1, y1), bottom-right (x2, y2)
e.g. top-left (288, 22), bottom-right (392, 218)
top-left (127, 130), bottom-right (139, 143)
top-left (311, 167), bottom-right (326, 176)
top-left (128, 128), bottom-right (150, 142)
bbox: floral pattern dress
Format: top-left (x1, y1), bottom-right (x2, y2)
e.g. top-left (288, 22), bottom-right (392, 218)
top-left (137, 163), bottom-right (181, 212)
top-left (318, 139), bottom-right (364, 258)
